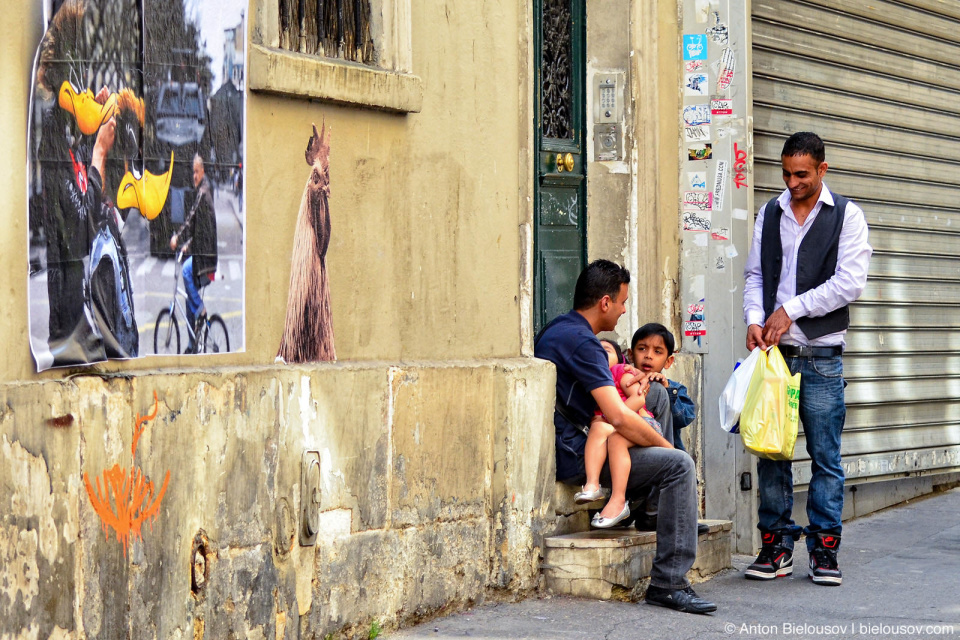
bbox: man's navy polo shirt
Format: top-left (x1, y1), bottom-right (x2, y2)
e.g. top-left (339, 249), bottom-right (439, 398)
top-left (534, 311), bottom-right (615, 481)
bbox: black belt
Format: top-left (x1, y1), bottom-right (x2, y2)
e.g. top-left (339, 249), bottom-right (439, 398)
top-left (778, 344), bottom-right (842, 358)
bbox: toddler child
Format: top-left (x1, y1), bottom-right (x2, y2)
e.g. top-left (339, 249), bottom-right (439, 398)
top-left (574, 339), bottom-right (664, 528)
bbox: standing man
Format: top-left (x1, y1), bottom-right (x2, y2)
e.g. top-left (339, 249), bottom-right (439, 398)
top-left (535, 260), bottom-right (716, 614)
top-left (742, 132), bottom-right (872, 585)
top-left (171, 154), bottom-right (218, 353)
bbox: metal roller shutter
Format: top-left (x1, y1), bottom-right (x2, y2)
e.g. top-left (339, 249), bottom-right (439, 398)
top-left (751, 0), bottom-right (960, 486)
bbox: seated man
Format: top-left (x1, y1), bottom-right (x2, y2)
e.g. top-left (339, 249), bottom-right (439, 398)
top-left (534, 259), bottom-right (716, 615)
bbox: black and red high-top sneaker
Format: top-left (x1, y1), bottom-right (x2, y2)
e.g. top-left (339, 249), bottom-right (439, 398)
top-left (745, 532), bottom-right (793, 580)
top-left (809, 533), bottom-right (842, 585)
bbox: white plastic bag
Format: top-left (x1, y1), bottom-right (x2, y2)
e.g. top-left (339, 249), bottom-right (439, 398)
top-left (718, 347), bottom-right (763, 433)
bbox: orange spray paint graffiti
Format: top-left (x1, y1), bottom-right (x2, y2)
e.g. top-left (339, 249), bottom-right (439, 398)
top-left (83, 391), bottom-right (170, 557)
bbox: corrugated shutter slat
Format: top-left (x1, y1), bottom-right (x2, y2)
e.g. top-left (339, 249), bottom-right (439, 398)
top-left (752, 0), bottom-right (960, 482)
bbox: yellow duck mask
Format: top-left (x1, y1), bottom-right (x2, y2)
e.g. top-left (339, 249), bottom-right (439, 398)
top-left (117, 152), bottom-right (174, 220)
top-left (58, 82), bottom-right (118, 136)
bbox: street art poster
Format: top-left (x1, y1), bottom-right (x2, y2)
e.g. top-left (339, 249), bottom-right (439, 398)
top-left (276, 124), bottom-right (337, 364)
top-left (27, 0), bottom-right (246, 371)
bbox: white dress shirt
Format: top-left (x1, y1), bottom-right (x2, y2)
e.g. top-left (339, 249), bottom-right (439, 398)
top-left (743, 184), bottom-right (872, 347)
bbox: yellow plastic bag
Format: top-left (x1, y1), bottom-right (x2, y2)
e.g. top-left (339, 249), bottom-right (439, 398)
top-left (739, 346), bottom-right (800, 460)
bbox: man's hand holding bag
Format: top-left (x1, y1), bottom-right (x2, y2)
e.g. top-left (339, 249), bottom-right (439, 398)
top-left (739, 345), bottom-right (800, 460)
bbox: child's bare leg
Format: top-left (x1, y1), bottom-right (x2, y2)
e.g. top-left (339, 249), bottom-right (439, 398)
top-left (583, 420), bottom-right (615, 491)
top-left (598, 433), bottom-right (634, 519)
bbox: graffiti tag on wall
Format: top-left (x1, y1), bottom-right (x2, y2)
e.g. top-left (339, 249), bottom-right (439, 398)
top-left (83, 391), bottom-right (169, 557)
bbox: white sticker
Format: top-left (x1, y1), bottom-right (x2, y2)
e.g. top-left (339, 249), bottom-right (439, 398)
top-left (688, 171), bottom-right (707, 190)
top-left (733, 208), bottom-right (749, 220)
top-left (683, 210), bottom-right (712, 232)
top-left (683, 104), bottom-right (711, 126)
top-left (683, 191), bottom-right (713, 212)
top-left (726, 244), bottom-right (739, 258)
top-left (685, 73), bottom-right (709, 96)
top-left (713, 160), bottom-right (727, 212)
top-left (717, 47), bottom-right (736, 92)
top-left (684, 124), bottom-right (711, 142)
top-left (710, 98), bottom-right (733, 116)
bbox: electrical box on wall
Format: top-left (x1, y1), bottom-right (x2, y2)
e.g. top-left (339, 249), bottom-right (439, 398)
top-left (594, 124), bottom-right (621, 162)
top-left (593, 73), bottom-right (623, 123)
top-left (593, 73), bottom-right (624, 162)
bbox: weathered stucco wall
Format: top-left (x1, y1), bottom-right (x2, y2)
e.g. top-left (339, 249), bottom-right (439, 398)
top-left (0, 359), bottom-right (555, 639)
top-left (585, 0), bottom-right (684, 346)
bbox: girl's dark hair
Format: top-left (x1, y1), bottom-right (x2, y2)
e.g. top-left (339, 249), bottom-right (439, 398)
top-left (599, 338), bottom-right (625, 364)
top-left (631, 323), bottom-right (676, 355)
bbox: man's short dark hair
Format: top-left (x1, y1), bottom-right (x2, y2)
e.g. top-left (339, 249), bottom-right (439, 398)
top-left (781, 132), bottom-right (825, 165)
top-left (573, 260), bottom-right (630, 310)
top-left (631, 322), bottom-right (676, 356)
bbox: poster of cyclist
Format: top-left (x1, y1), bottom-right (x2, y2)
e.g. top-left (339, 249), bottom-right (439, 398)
top-left (27, 0), bottom-right (246, 371)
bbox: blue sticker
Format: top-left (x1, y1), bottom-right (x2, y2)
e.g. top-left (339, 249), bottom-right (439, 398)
top-left (683, 34), bottom-right (708, 61)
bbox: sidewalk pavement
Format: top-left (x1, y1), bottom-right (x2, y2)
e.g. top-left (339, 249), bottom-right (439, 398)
top-left (392, 487), bottom-right (960, 639)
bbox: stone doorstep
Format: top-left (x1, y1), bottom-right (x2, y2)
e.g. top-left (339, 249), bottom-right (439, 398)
top-left (541, 520), bottom-right (733, 601)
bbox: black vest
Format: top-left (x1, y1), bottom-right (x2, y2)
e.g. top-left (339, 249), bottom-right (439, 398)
top-left (760, 191), bottom-right (849, 340)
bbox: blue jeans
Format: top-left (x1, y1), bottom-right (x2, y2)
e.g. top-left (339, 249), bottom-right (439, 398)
top-left (757, 354), bottom-right (845, 552)
top-left (182, 257), bottom-right (205, 333)
top-left (564, 385), bottom-right (698, 589)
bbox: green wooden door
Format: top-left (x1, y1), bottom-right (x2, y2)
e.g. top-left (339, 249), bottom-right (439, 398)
top-left (534, 0), bottom-right (587, 333)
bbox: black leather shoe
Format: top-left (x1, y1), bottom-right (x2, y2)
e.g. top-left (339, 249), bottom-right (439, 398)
top-left (634, 513), bottom-right (658, 531)
top-left (645, 585), bottom-right (717, 614)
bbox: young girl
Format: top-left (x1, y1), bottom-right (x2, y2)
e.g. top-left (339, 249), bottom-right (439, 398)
top-left (574, 339), bottom-right (664, 528)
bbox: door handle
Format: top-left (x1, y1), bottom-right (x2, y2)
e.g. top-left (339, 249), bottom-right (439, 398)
top-left (556, 153), bottom-right (575, 173)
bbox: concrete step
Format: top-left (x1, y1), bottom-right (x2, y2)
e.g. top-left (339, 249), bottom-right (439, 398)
top-left (542, 520), bottom-right (733, 600)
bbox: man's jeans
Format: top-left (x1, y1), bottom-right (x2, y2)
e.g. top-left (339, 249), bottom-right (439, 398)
top-left (757, 354), bottom-right (845, 552)
top-left (182, 256), bottom-right (204, 332)
top-left (566, 384), bottom-right (698, 590)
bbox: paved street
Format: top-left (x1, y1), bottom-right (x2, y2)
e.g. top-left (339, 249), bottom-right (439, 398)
top-left (29, 184), bottom-right (244, 367)
top-left (393, 488), bottom-right (960, 640)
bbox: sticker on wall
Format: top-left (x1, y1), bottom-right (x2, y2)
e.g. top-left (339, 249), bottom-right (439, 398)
top-left (683, 34), bottom-right (709, 60)
top-left (711, 98), bottom-right (733, 116)
top-left (711, 227), bottom-right (730, 241)
top-left (713, 160), bottom-right (728, 212)
top-left (685, 60), bottom-right (705, 73)
top-left (734, 142), bottom-right (749, 189)
top-left (687, 144), bottom-right (713, 161)
top-left (688, 172), bottom-right (707, 190)
top-left (715, 254), bottom-right (726, 271)
top-left (683, 191), bottom-right (713, 212)
top-left (685, 73), bottom-right (709, 96)
top-left (84, 392), bottom-right (170, 558)
top-left (277, 123), bottom-right (337, 364)
top-left (733, 208), bottom-right (749, 220)
top-left (27, 0), bottom-right (248, 371)
top-left (705, 12), bottom-right (729, 44)
top-left (685, 300), bottom-right (707, 347)
top-left (684, 124), bottom-right (711, 142)
top-left (682, 104), bottom-right (711, 126)
top-left (726, 244), bottom-right (739, 259)
top-left (716, 47), bottom-right (736, 93)
top-left (683, 211), bottom-right (712, 232)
